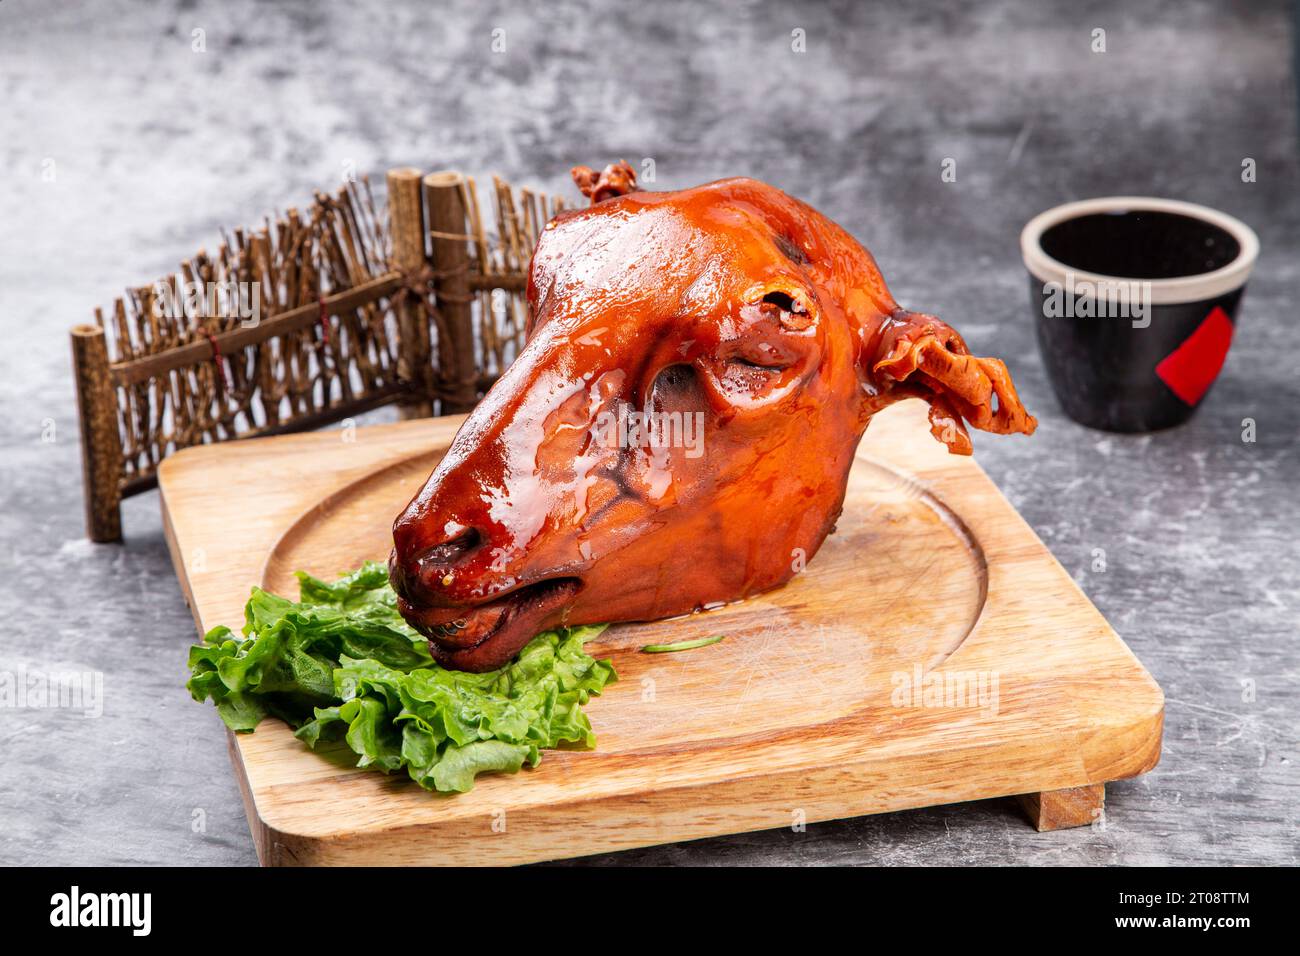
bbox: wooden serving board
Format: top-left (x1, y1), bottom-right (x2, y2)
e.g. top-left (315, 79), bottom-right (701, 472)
top-left (159, 400), bottom-right (1163, 865)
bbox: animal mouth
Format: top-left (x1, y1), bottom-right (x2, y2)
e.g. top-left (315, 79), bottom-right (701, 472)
top-left (396, 576), bottom-right (582, 672)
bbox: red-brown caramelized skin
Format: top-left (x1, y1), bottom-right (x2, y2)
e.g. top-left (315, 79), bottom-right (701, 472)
top-left (391, 163), bottom-right (1036, 670)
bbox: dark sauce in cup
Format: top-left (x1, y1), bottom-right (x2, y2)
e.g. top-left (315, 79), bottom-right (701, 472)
top-left (1039, 210), bottom-right (1239, 280)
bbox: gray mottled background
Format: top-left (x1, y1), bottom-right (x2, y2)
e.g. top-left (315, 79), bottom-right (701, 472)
top-left (1, 0), bottom-right (1296, 866)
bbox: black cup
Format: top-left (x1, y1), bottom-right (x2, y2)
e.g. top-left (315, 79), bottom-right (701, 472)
top-left (1021, 197), bottom-right (1259, 432)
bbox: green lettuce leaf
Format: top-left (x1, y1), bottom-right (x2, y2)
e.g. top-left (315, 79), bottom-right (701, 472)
top-left (186, 560), bottom-right (616, 793)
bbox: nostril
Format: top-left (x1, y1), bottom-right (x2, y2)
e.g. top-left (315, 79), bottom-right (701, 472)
top-left (414, 526), bottom-right (484, 574)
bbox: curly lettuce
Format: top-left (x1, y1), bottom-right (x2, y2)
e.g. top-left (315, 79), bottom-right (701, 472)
top-left (186, 561), bottom-right (616, 793)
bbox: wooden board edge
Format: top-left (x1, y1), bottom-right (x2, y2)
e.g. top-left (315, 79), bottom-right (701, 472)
top-left (1082, 699), bottom-right (1165, 783)
top-left (160, 483), bottom-right (204, 635)
top-left (244, 703), bottom-right (1168, 865)
top-left (227, 731), bottom-right (276, 864)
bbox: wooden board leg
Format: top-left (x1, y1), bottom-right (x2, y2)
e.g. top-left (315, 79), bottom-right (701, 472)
top-left (1015, 783), bottom-right (1105, 831)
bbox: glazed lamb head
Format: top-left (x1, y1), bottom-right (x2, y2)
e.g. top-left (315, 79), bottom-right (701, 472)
top-left (390, 162), bottom-right (1036, 670)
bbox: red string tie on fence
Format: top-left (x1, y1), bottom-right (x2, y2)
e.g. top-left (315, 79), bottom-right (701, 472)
top-left (204, 330), bottom-right (231, 392)
top-left (317, 294), bottom-right (332, 345)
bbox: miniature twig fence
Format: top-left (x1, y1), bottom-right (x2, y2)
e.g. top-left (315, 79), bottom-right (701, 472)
top-left (71, 167), bottom-right (566, 542)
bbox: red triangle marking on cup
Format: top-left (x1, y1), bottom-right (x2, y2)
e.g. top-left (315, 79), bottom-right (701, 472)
top-left (1154, 306), bottom-right (1234, 406)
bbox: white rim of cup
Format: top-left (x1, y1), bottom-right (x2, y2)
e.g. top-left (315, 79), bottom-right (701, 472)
top-left (1020, 196), bottom-right (1259, 306)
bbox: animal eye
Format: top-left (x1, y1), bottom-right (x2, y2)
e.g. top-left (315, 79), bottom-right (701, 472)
top-left (713, 331), bottom-right (808, 402)
top-left (720, 292), bottom-right (815, 395)
top-left (720, 359), bottom-right (782, 394)
top-left (724, 342), bottom-right (792, 386)
top-left (725, 318), bottom-right (801, 374)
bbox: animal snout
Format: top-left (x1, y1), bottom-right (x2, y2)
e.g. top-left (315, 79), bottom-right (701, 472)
top-left (390, 518), bottom-right (485, 606)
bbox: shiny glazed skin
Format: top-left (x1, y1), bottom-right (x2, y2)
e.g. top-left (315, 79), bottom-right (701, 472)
top-left (391, 163), bottom-right (1036, 671)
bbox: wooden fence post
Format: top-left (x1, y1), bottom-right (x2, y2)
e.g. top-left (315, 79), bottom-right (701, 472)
top-left (70, 324), bottom-right (124, 542)
top-left (387, 167), bottom-right (434, 418)
top-left (423, 171), bottom-right (478, 414)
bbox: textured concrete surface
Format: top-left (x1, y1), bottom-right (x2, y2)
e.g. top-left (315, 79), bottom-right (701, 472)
top-left (1, 0), bottom-right (1296, 866)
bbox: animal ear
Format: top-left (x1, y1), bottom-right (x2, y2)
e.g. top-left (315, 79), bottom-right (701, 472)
top-left (571, 161), bottom-right (639, 205)
top-left (869, 310), bottom-right (1037, 455)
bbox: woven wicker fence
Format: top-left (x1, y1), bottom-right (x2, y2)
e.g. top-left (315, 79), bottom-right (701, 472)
top-left (71, 167), bottom-right (565, 541)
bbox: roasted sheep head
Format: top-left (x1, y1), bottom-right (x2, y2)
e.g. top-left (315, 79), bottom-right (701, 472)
top-left (391, 162), bottom-right (1036, 670)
